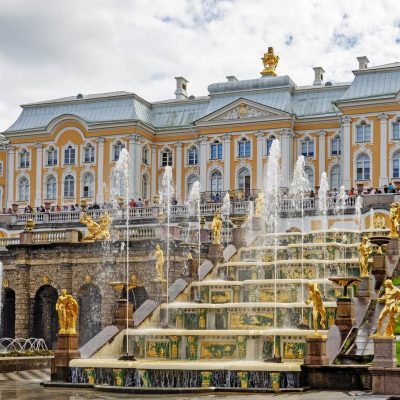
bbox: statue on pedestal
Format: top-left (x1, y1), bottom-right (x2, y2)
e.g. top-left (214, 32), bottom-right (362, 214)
top-left (211, 212), bottom-right (222, 245)
top-left (358, 236), bottom-right (372, 277)
top-left (254, 192), bottom-right (264, 217)
top-left (305, 282), bottom-right (326, 335)
top-left (56, 289), bottom-right (78, 334)
top-left (374, 279), bottom-right (400, 337)
top-left (389, 202), bottom-right (400, 238)
top-left (154, 244), bottom-right (166, 282)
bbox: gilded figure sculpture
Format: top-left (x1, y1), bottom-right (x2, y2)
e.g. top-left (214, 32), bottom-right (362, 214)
top-left (56, 289), bottom-right (78, 334)
top-left (211, 212), bottom-right (222, 245)
top-left (358, 236), bottom-right (372, 277)
top-left (389, 202), bottom-right (400, 238)
top-left (154, 244), bottom-right (166, 282)
top-left (374, 279), bottom-right (400, 337)
top-left (80, 212), bottom-right (111, 241)
top-left (261, 47), bottom-right (279, 77)
top-left (254, 192), bottom-right (265, 217)
top-left (373, 215), bottom-right (386, 230)
top-left (24, 218), bottom-right (35, 231)
top-left (305, 282), bottom-right (326, 335)
top-left (97, 212), bottom-right (111, 240)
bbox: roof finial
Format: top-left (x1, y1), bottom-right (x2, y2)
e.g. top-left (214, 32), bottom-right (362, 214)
top-left (260, 47), bottom-right (279, 77)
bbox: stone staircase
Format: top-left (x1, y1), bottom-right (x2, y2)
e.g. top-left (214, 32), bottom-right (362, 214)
top-left (0, 368), bottom-right (50, 382)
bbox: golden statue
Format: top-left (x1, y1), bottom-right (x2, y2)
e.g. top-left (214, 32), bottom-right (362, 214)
top-left (373, 215), bottom-right (386, 230)
top-left (254, 192), bottom-right (265, 217)
top-left (154, 244), bottom-right (166, 282)
top-left (56, 289), bottom-right (78, 334)
top-left (211, 212), bottom-right (222, 245)
top-left (358, 236), bottom-right (372, 277)
top-left (24, 218), bottom-right (35, 231)
top-left (389, 202), bottom-right (400, 238)
top-left (80, 212), bottom-right (111, 241)
top-left (261, 47), bottom-right (279, 77)
top-left (374, 279), bottom-right (400, 337)
top-left (305, 282), bottom-right (326, 335)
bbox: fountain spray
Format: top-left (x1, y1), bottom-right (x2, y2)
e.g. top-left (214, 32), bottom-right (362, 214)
top-left (318, 172), bottom-right (329, 297)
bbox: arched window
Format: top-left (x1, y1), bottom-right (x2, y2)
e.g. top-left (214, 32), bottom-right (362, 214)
top-left (142, 146), bottom-right (149, 165)
top-left (331, 135), bottom-right (341, 155)
top-left (304, 166), bottom-right (314, 189)
top-left (238, 137), bottom-right (251, 157)
top-left (161, 148), bottom-right (172, 167)
top-left (238, 167), bottom-right (251, 190)
top-left (393, 118), bottom-right (400, 140)
top-left (19, 149), bottom-right (30, 168)
top-left (83, 143), bottom-right (95, 163)
top-left (18, 177), bottom-right (29, 202)
top-left (82, 173), bottom-right (94, 198)
top-left (187, 174), bottom-right (198, 195)
top-left (330, 165), bottom-right (341, 191)
top-left (301, 137), bottom-right (314, 157)
top-left (47, 146), bottom-right (57, 166)
top-left (266, 136), bottom-right (276, 156)
top-left (210, 170), bottom-right (222, 194)
top-left (64, 175), bottom-right (75, 198)
top-left (64, 145), bottom-right (76, 165)
top-left (356, 121), bottom-right (371, 143)
top-left (356, 154), bottom-right (371, 180)
top-left (113, 141), bottom-right (125, 161)
top-left (393, 151), bottom-right (400, 178)
top-left (142, 175), bottom-right (148, 199)
top-left (187, 146), bottom-right (198, 165)
top-left (210, 140), bottom-right (222, 160)
top-left (46, 176), bottom-right (57, 200)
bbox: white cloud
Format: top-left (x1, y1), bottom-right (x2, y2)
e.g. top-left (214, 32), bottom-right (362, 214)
top-left (1, 0), bottom-right (400, 130)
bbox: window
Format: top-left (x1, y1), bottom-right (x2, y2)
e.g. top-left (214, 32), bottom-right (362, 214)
top-left (393, 151), bottom-right (400, 178)
top-left (0, 161), bottom-right (3, 176)
top-left (331, 136), bottom-right (341, 155)
top-left (356, 121), bottom-right (371, 143)
top-left (82, 173), bottom-right (94, 198)
top-left (162, 149), bottom-right (172, 167)
top-left (142, 175), bottom-right (148, 199)
top-left (210, 170), bottom-right (222, 193)
top-left (356, 154), bottom-right (371, 180)
top-left (304, 166), bottom-right (314, 189)
top-left (142, 146), bottom-right (149, 165)
top-left (301, 138), bottom-right (315, 157)
top-left (63, 175), bottom-right (75, 198)
top-left (64, 146), bottom-right (76, 165)
top-left (210, 141), bottom-right (222, 160)
top-left (19, 149), bottom-right (30, 168)
top-left (188, 146), bottom-right (198, 165)
top-left (266, 136), bottom-right (276, 156)
top-left (393, 120), bottom-right (400, 140)
top-left (47, 146), bottom-right (57, 166)
top-left (18, 177), bottom-right (29, 202)
top-left (46, 176), bottom-right (57, 200)
top-left (113, 141), bottom-right (125, 161)
top-left (238, 137), bottom-right (251, 157)
top-left (330, 165), bottom-right (341, 190)
top-left (187, 174), bottom-right (198, 195)
top-left (238, 168), bottom-right (251, 191)
top-left (83, 144), bottom-right (95, 163)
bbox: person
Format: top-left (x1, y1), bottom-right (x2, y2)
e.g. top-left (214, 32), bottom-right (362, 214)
top-left (388, 182), bottom-right (395, 193)
top-left (93, 202), bottom-right (100, 210)
top-left (309, 190), bottom-right (315, 198)
top-left (71, 205), bottom-right (75, 211)
top-left (137, 198), bottom-right (143, 208)
top-left (384, 185), bottom-right (388, 193)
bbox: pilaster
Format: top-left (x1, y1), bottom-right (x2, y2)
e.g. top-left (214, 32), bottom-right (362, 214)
top-left (378, 113), bottom-right (389, 187)
top-left (34, 144), bottom-right (43, 207)
top-left (255, 131), bottom-right (264, 190)
top-left (6, 145), bottom-right (15, 207)
top-left (341, 116), bottom-right (352, 189)
top-left (175, 142), bottom-right (182, 202)
top-left (151, 145), bottom-right (157, 202)
top-left (280, 129), bottom-right (293, 186)
top-left (96, 138), bottom-right (105, 204)
top-left (128, 135), bottom-right (141, 199)
top-left (223, 134), bottom-right (231, 191)
top-left (317, 130), bottom-right (326, 180)
top-left (199, 136), bottom-right (208, 191)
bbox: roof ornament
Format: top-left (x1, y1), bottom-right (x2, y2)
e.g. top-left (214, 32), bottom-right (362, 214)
top-left (260, 47), bottom-right (279, 77)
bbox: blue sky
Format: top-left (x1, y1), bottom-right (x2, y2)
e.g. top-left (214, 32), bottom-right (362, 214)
top-left (1, 0), bottom-right (400, 130)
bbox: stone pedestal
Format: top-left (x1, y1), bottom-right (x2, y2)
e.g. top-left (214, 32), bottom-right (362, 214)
top-left (19, 231), bottom-right (33, 244)
top-left (356, 276), bottom-right (372, 298)
top-left (232, 227), bottom-right (245, 249)
top-left (51, 334), bottom-right (81, 382)
top-left (372, 255), bottom-right (386, 291)
top-left (208, 243), bottom-right (224, 266)
top-left (335, 297), bottom-right (355, 341)
top-left (113, 299), bottom-right (134, 329)
top-left (304, 336), bottom-right (329, 366)
top-left (372, 337), bottom-right (397, 368)
top-left (252, 216), bottom-right (262, 231)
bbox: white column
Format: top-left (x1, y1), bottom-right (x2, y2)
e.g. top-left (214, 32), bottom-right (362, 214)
top-left (34, 144), bottom-right (43, 207)
top-left (135, 136), bottom-right (142, 199)
top-left (280, 129), bottom-right (293, 186)
top-left (6, 146), bottom-right (15, 207)
top-left (151, 145), bottom-right (157, 201)
top-left (199, 136), bottom-right (208, 191)
top-left (128, 135), bottom-right (141, 199)
top-left (317, 130), bottom-right (326, 179)
top-left (96, 138), bottom-right (105, 204)
top-left (223, 134), bottom-right (231, 191)
top-left (341, 116), bottom-right (351, 188)
top-left (255, 131), bottom-right (264, 189)
top-left (175, 142), bottom-right (182, 202)
top-left (378, 113), bottom-right (389, 187)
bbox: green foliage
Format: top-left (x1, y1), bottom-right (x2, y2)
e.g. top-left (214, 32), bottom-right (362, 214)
top-left (0, 350), bottom-right (53, 357)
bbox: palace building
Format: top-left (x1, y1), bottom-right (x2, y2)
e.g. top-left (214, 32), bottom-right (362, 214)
top-left (2, 49), bottom-right (400, 209)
